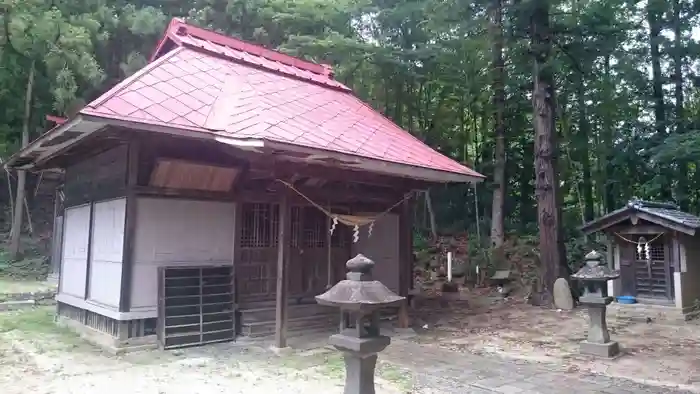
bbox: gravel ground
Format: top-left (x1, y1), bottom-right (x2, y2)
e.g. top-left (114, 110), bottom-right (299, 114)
top-left (0, 307), bottom-right (695, 394)
top-left (0, 308), bottom-right (403, 394)
top-left (0, 338), bottom-right (376, 394)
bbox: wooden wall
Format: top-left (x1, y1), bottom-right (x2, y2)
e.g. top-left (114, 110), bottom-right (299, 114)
top-left (63, 144), bottom-right (128, 206)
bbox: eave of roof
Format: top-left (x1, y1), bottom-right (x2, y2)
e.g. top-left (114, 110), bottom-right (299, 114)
top-left (6, 113), bottom-right (483, 184)
top-left (580, 203), bottom-right (700, 236)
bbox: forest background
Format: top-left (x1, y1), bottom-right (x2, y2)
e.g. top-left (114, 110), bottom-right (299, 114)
top-left (1, 0), bottom-right (698, 292)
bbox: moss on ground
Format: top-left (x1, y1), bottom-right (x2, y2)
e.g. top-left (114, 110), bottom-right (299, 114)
top-left (378, 362), bottom-right (414, 392)
top-left (0, 306), bottom-right (84, 350)
top-left (0, 277), bottom-right (55, 295)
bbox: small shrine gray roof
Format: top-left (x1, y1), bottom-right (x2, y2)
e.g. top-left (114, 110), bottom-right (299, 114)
top-left (580, 199), bottom-right (700, 236)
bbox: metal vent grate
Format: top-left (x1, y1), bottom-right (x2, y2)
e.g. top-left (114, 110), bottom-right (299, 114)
top-left (158, 265), bottom-right (236, 350)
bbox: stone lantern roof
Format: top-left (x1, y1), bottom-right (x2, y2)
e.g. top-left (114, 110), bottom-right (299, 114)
top-left (572, 250), bottom-right (620, 282)
top-left (315, 254), bottom-right (404, 313)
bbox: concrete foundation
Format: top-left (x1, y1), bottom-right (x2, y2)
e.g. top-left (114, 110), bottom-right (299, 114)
top-left (57, 316), bottom-right (158, 355)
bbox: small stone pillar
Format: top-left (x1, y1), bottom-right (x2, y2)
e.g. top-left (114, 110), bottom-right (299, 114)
top-left (315, 254), bottom-right (405, 394)
top-left (572, 250), bottom-right (621, 358)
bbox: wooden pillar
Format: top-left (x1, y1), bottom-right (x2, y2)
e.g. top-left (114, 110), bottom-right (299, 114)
top-left (119, 139), bottom-right (140, 313)
top-left (49, 187), bottom-right (64, 283)
top-left (398, 197), bottom-right (413, 297)
top-left (275, 193), bottom-right (291, 348)
top-left (83, 202), bottom-right (95, 299)
top-left (397, 196), bottom-right (413, 328)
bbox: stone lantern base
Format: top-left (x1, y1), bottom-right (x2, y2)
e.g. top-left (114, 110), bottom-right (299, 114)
top-left (580, 340), bottom-right (620, 358)
top-left (329, 334), bottom-right (392, 394)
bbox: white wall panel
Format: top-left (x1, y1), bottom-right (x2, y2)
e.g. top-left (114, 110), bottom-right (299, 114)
top-left (130, 198), bottom-right (236, 311)
top-left (88, 198), bottom-right (126, 307)
top-left (59, 204), bottom-right (91, 298)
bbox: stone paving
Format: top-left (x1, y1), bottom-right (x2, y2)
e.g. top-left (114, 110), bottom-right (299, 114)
top-left (381, 340), bottom-right (693, 394)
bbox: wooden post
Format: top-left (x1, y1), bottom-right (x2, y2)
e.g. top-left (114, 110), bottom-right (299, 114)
top-left (83, 202), bottom-right (95, 299)
top-left (397, 197), bottom-right (412, 329)
top-left (326, 207), bottom-right (333, 289)
top-left (49, 187), bottom-right (63, 283)
top-left (119, 139), bottom-right (140, 313)
top-left (275, 193), bottom-right (290, 348)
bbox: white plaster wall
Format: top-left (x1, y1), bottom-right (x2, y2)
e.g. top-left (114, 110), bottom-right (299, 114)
top-left (608, 243), bottom-right (622, 297)
top-left (130, 198), bottom-right (236, 313)
top-left (675, 237), bottom-right (700, 311)
top-left (59, 204), bottom-right (91, 298)
top-left (352, 213), bottom-right (400, 293)
top-left (87, 198), bottom-right (126, 308)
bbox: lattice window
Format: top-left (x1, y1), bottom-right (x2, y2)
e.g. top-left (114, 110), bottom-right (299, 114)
top-left (303, 207), bottom-right (326, 248)
top-left (291, 207), bottom-right (302, 248)
top-left (634, 239), bottom-right (665, 261)
top-left (240, 204), bottom-right (350, 249)
top-left (240, 203), bottom-right (279, 248)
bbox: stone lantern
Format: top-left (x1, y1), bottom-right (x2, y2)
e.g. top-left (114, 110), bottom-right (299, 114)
top-left (315, 254), bottom-right (405, 394)
top-left (571, 250), bottom-right (621, 358)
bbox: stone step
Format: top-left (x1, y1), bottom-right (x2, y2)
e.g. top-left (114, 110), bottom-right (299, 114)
top-left (240, 303), bottom-right (337, 323)
top-left (241, 314), bottom-right (339, 338)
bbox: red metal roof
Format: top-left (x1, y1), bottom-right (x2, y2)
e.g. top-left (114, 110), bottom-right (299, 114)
top-left (81, 19), bottom-right (483, 180)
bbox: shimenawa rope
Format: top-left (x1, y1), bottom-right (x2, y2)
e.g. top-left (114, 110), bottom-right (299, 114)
top-left (276, 179), bottom-right (416, 242)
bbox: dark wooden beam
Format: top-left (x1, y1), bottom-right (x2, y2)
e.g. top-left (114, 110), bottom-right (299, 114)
top-left (45, 135), bottom-right (125, 173)
top-left (253, 158), bottom-right (431, 190)
top-left (275, 192), bottom-right (291, 348)
top-left (605, 238), bottom-right (614, 270)
top-left (119, 138), bottom-right (140, 313)
top-left (83, 202), bottom-right (95, 299)
top-left (610, 223), bottom-right (668, 235)
top-left (260, 180), bottom-right (404, 204)
top-left (134, 185), bottom-right (236, 201)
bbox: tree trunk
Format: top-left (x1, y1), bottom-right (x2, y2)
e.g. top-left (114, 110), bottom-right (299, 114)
top-left (425, 190), bottom-right (438, 242)
top-left (576, 74), bottom-right (594, 222)
top-left (9, 62), bottom-right (35, 260)
top-left (518, 113), bottom-right (535, 231)
top-left (672, 0), bottom-right (688, 210)
top-left (601, 55), bottom-right (616, 213)
top-left (648, 0), bottom-right (671, 200)
top-left (489, 0), bottom-right (507, 248)
top-left (530, 0), bottom-right (568, 297)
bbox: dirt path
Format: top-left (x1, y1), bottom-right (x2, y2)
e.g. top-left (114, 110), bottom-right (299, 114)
top-left (411, 295), bottom-right (700, 390)
top-left (382, 339), bottom-right (693, 394)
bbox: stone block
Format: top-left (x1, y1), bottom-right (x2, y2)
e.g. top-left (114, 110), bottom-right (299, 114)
top-left (553, 278), bottom-right (574, 310)
top-left (580, 340), bottom-right (620, 358)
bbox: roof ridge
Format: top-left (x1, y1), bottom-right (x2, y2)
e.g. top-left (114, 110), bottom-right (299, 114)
top-left (627, 199), bottom-right (680, 211)
top-left (87, 47), bottom-right (186, 109)
top-left (159, 18), bottom-right (332, 78)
